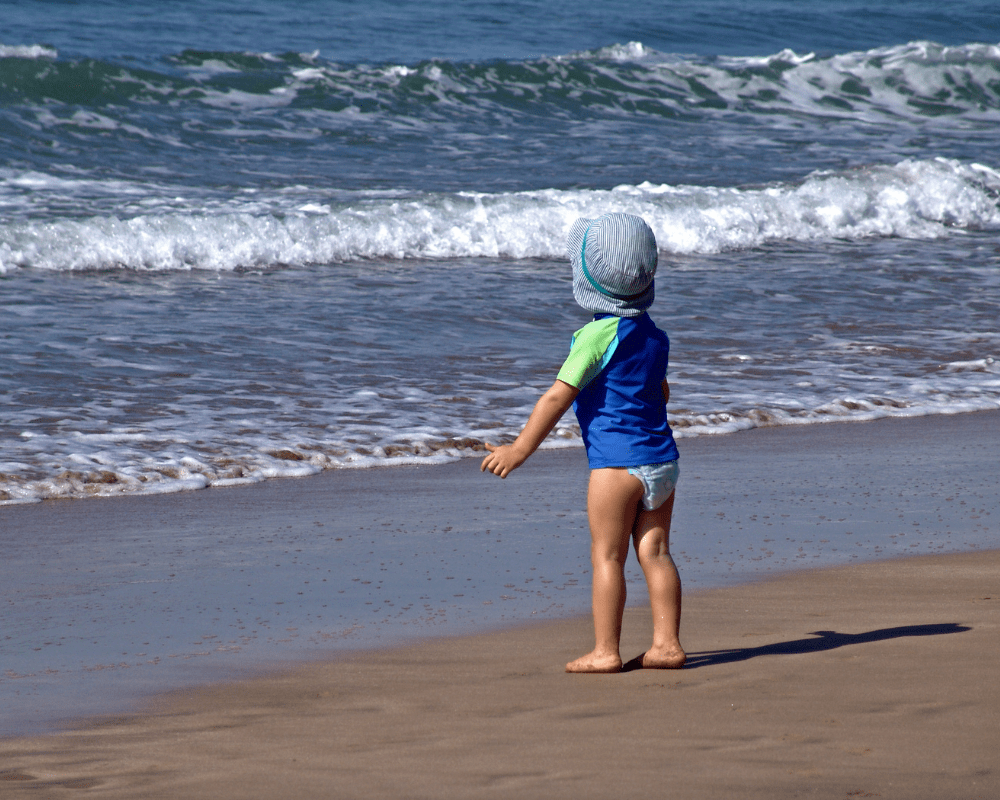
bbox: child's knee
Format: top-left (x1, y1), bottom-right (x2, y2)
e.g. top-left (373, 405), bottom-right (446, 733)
top-left (634, 506), bottom-right (674, 557)
top-left (635, 529), bottom-right (671, 562)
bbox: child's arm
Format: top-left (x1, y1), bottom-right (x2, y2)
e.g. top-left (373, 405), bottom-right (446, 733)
top-left (481, 379), bottom-right (579, 479)
top-left (662, 378), bottom-right (670, 404)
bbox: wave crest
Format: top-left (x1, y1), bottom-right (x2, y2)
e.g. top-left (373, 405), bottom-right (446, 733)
top-left (3, 39), bottom-right (999, 123)
top-left (2, 158), bottom-right (998, 273)
top-left (0, 43), bottom-right (58, 59)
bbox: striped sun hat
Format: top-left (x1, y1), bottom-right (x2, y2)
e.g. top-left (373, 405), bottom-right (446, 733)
top-left (567, 212), bottom-right (658, 317)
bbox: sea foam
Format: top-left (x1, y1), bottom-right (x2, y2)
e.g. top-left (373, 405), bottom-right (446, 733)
top-left (0, 43), bottom-right (58, 59)
top-left (1, 158), bottom-right (997, 273)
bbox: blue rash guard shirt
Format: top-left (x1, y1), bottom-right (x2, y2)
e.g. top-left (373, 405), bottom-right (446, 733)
top-left (556, 312), bottom-right (679, 469)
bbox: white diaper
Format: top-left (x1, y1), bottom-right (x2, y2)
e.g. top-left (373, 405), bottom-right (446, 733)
top-left (627, 460), bottom-right (680, 511)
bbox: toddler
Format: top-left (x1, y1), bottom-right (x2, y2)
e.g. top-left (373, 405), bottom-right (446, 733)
top-left (481, 212), bottom-right (684, 673)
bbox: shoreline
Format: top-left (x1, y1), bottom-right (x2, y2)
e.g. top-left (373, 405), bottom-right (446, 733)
top-left (2, 549), bottom-right (998, 798)
top-left (4, 405), bottom-right (1000, 509)
top-left (2, 409), bottom-right (998, 740)
top-left (4, 399), bottom-right (1000, 511)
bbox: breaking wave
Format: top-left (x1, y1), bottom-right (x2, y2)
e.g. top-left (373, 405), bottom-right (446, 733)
top-left (2, 158), bottom-right (998, 272)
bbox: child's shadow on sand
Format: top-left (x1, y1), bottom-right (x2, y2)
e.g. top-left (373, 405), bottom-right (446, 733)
top-left (622, 623), bottom-right (971, 671)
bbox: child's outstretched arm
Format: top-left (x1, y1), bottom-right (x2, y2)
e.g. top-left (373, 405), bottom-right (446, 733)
top-left (481, 379), bottom-right (579, 479)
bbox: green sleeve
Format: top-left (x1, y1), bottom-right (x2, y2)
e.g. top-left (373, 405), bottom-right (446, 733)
top-left (556, 317), bottom-right (621, 389)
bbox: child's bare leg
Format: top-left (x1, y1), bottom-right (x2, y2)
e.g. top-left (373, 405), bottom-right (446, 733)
top-left (633, 492), bottom-right (685, 668)
top-left (566, 468), bottom-right (644, 674)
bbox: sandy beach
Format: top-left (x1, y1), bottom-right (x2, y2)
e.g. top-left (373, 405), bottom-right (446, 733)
top-left (1, 550), bottom-right (997, 799)
top-left (2, 411), bottom-right (998, 797)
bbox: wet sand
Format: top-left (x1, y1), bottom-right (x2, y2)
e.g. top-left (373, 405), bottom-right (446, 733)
top-left (1, 411), bottom-right (998, 796)
top-left (1, 550), bottom-right (997, 798)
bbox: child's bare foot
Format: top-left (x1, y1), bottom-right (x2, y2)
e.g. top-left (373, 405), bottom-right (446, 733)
top-left (640, 646), bottom-right (686, 669)
top-left (565, 650), bottom-right (623, 673)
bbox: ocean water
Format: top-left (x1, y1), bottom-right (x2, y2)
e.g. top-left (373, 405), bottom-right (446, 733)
top-left (2, 0), bottom-right (999, 504)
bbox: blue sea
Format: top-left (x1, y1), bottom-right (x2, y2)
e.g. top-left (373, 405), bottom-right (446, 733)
top-left (2, 0), bottom-right (999, 503)
top-left (1, 0), bottom-right (999, 733)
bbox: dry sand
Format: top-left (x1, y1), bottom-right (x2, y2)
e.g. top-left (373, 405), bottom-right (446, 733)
top-left (2, 550), bottom-right (997, 798)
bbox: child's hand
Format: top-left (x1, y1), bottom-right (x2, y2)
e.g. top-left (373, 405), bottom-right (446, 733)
top-left (480, 442), bottom-right (526, 479)
top-left (480, 381), bottom-right (577, 480)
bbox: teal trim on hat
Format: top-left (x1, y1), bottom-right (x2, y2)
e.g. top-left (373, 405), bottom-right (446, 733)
top-left (579, 225), bottom-right (611, 299)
